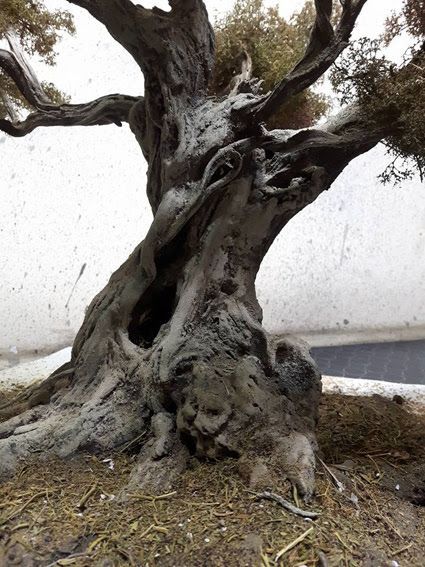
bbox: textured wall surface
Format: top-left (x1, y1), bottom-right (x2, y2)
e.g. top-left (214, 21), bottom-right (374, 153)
top-left (1, 0), bottom-right (424, 357)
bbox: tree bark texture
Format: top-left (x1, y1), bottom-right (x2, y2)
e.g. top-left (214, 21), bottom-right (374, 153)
top-left (0, 0), bottom-right (389, 497)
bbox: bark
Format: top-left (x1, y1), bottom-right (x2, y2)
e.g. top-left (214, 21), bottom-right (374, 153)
top-left (0, 0), bottom-right (390, 497)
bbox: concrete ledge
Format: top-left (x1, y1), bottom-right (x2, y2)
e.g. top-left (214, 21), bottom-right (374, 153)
top-left (322, 375), bottom-right (425, 405)
top-left (292, 325), bottom-right (425, 347)
top-left (0, 348), bottom-right (71, 389)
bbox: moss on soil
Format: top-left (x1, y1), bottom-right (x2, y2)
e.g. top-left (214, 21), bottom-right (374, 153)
top-left (0, 393), bottom-right (424, 566)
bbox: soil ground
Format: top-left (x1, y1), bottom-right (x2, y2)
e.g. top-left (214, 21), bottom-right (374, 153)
top-left (0, 391), bottom-right (424, 566)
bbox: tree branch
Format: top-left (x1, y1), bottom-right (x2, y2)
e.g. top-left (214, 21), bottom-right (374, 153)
top-left (66, 0), bottom-right (141, 64)
top-left (0, 94), bottom-right (141, 136)
top-left (0, 35), bottom-right (52, 111)
top-left (67, 0), bottom-right (215, 99)
top-left (257, 103), bottom-right (391, 204)
top-left (0, 31), bottom-right (141, 137)
top-left (245, 0), bottom-right (368, 122)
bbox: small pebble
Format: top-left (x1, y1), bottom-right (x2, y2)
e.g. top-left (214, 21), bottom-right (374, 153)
top-left (395, 484), bottom-right (400, 491)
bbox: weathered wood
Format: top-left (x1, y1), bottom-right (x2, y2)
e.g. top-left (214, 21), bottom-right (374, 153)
top-left (0, 0), bottom-right (395, 497)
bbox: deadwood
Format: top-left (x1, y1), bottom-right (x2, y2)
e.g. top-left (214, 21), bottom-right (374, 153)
top-left (243, 0), bottom-right (368, 122)
top-left (0, 33), bottom-right (141, 136)
top-left (0, 94), bottom-right (142, 136)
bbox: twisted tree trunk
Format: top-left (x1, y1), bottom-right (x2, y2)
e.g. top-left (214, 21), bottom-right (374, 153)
top-left (0, 0), bottom-right (388, 497)
top-left (0, 133), bottom-right (323, 496)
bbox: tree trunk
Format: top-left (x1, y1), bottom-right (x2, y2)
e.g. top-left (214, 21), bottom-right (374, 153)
top-left (0, 2), bottom-right (382, 498)
top-left (0, 153), bottom-right (322, 497)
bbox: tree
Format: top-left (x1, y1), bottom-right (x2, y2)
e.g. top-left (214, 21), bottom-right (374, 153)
top-left (0, 0), bottom-right (424, 498)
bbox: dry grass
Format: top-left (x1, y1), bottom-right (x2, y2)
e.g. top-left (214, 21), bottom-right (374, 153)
top-left (0, 393), bottom-right (424, 566)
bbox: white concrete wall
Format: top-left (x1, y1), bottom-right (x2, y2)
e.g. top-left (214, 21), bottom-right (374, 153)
top-left (1, 0), bottom-right (424, 360)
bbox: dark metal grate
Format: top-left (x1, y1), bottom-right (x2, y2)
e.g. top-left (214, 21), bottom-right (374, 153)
top-left (311, 340), bottom-right (425, 384)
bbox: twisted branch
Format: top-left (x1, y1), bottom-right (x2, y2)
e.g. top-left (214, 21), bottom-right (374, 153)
top-left (245, 0), bottom-right (368, 122)
top-left (0, 32), bottom-right (141, 136)
top-left (0, 94), bottom-right (142, 137)
top-left (0, 35), bottom-right (52, 111)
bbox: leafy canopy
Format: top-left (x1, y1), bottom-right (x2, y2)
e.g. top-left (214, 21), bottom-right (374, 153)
top-left (0, 0), bottom-right (74, 120)
top-left (0, 0), bottom-right (424, 184)
top-left (212, 0), bottom-right (330, 129)
top-left (331, 0), bottom-right (425, 183)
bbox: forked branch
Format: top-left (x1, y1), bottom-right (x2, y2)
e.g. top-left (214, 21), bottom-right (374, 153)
top-left (246, 0), bottom-right (368, 122)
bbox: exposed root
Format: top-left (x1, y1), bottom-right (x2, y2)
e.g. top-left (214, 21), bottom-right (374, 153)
top-left (0, 321), bottom-right (321, 502)
top-left (0, 362), bottom-right (74, 423)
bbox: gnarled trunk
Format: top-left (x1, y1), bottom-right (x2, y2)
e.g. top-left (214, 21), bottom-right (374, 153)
top-left (0, 151), bottom-right (322, 497)
top-left (0, 0), bottom-right (384, 498)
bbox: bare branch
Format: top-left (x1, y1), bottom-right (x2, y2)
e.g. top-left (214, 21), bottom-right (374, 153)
top-left (0, 94), bottom-right (141, 137)
top-left (0, 31), bottom-right (141, 137)
top-left (0, 37), bottom-right (52, 111)
top-left (246, 0), bottom-right (368, 122)
top-left (66, 0), bottom-right (140, 62)
top-left (257, 103), bottom-right (391, 205)
top-left (224, 50), bottom-right (255, 96)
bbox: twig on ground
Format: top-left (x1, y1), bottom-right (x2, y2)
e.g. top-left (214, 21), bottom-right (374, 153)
top-left (77, 484), bottom-right (98, 509)
top-left (45, 552), bottom-right (89, 567)
top-left (252, 491), bottom-right (320, 519)
top-left (318, 457), bottom-right (345, 492)
top-left (0, 490), bottom-right (48, 525)
top-left (391, 541), bottom-right (414, 556)
top-left (118, 430), bottom-right (147, 453)
top-left (275, 526), bottom-right (314, 561)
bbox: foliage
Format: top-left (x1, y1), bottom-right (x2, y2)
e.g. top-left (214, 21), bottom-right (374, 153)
top-left (331, 0), bottom-right (425, 183)
top-left (0, 0), bottom-right (74, 120)
top-left (212, 0), bottom-right (330, 129)
top-left (1, 0), bottom-right (424, 185)
top-left (384, 0), bottom-right (425, 45)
